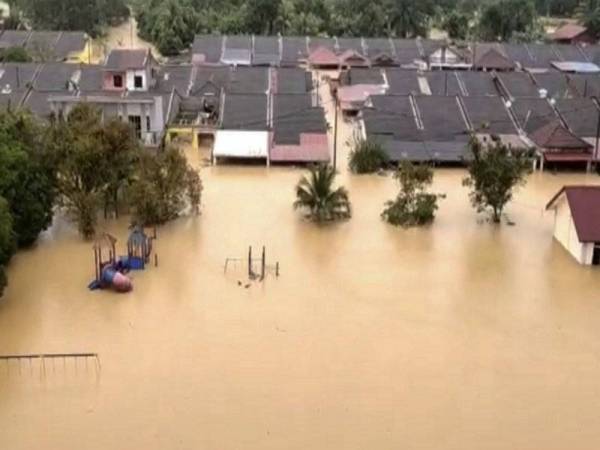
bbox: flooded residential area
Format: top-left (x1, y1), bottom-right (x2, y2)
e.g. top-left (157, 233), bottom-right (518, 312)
top-left (2, 129), bottom-right (600, 450)
top-left (2, 1), bottom-right (600, 449)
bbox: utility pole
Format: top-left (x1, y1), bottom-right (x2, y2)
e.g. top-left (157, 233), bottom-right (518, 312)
top-left (595, 108), bottom-right (600, 163)
top-left (333, 94), bottom-right (339, 170)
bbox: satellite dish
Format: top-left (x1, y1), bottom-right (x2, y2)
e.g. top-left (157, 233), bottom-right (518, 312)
top-left (538, 88), bottom-right (548, 98)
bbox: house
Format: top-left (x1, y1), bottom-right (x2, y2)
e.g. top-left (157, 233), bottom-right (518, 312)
top-left (192, 35), bottom-right (224, 66)
top-left (549, 24), bottom-right (596, 45)
top-left (270, 93), bottom-right (329, 164)
top-left (103, 48), bottom-right (156, 91)
top-left (214, 93), bottom-right (269, 163)
top-left (425, 44), bottom-right (471, 70)
top-left (472, 44), bottom-right (515, 71)
top-left (529, 120), bottom-right (593, 171)
top-left (338, 49), bottom-right (370, 68)
top-left (47, 56), bottom-right (176, 147)
top-left (221, 36), bottom-right (252, 66)
top-left (54, 32), bottom-right (91, 63)
top-left (546, 185), bottom-right (600, 265)
top-left (308, 46), bottom-right (340, 69)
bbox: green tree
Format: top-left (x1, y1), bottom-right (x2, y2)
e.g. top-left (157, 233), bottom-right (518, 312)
top-left (478, 0), bottom-right (538, 41)
top-left (577, 0), bottom-right (600, 38)
top-left (0, 196), bottom-right (15, 297)
top-left (47, 104), bottom-right (137, 238)
top-left (294, 164), bottom-right (351, 222)
top-left (387, 0), bottom-right (435, 38)
top-left (0, 110), bottom-right (55, 247)
top-left (462, 136), bottom-right (532, 224)
top-left (14, 0), bottom-right (129, 36)
top-left (382, 161), bottom-right (442, 227)
top-left (348, 138), bottom-right (388, 174)
top-left (0, 46), bottom-right (32, 62)
top-left (129, 147), bottom-right (202, 226)
top-left (99, 119), bottom-right (140, 219)
top-left (443, 10), bottom-right (471, 40)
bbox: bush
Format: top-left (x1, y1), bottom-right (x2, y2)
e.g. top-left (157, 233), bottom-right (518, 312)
top-left (348, 138), bottom-right (388, 174)
top-left (382, 161), bottom-right (442, 227)
top-left (129, 147), bottom-right (202, 226)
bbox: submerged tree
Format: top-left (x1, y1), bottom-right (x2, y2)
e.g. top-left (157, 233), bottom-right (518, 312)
top-left (128, 147), bottom-right (202, 227)
top-left (382, 161), bottom-right (442, 227)
top-left (0, 197), bottom-right (15, 297)
top-left (463, 136), bottom-right (532, 224)
top-left (0, 110), bottom-right (56, 247)
top-left (294, 164), bottom-right (351, 222)
top-left (348, 138), bottom-right (388, 174)
top-left (47, 104), bottom-right (138, 238)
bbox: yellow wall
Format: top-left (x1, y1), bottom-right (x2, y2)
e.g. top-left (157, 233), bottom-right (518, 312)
top-left (66, 40), bottom-right (93, 64)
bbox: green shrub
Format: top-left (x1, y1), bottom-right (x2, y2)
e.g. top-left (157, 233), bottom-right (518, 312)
top-left (348, 138), bottom-right (388, 174)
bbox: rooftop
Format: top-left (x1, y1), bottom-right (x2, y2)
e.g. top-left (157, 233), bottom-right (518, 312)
top-left (546, 186), bottom-right (600, 242)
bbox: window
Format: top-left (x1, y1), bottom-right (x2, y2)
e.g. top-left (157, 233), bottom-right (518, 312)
top-left (134, 75), bottom-right (143, 89)
top-left (146, 116), bottom-right (151, 132)
top-left (113, 74), bottom-right (123, 88)
top-left (128, 115), bottom-right (142, 140)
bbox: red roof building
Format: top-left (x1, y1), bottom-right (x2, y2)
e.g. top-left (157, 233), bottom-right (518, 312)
top-left (549, 24), bottom-right (596, 45)
top-left (308, 46), bottom-right (340, 69)
top-left (546, 185), bottom-right (600, 265)
top-left (529, 121), bottom-right (593, 170)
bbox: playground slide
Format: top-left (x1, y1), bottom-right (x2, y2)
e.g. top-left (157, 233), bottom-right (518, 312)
top-left (101, 266), bottom-right (133, 293)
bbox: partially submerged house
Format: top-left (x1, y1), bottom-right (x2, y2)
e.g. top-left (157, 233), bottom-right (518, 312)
top-left (214, 93), bottom-right (269, 163)
top-left (529, 121), bottom-right (593, 171)
top-left (49, 49), bottom-right (176, 146)
top-left (270, 93), bottom-right (329, 164)
top-left (546, 186), bottom-right (600, 265)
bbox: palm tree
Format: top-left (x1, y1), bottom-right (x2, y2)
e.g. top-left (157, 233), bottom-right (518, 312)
top-left (294, 164), bottom-right (351, 222)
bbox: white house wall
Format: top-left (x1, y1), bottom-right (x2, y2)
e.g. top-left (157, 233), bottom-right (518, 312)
top-left (552, 196), bottom-right (587, 264)
top-left (126, 69), bottom-right (148, 91)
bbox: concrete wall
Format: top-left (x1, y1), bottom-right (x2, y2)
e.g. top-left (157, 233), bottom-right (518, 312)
top-left (552, 195), bottom-right (587, 264)
top-left (126, 69), bottom-right (149, 91)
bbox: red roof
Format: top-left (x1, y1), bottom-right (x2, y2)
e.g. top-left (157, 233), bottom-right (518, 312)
top-left (550, 24), bottom-right (589, 41)
top-left (308, 46), bottom-right (340, 67)
top-left (530, 121), bottom-right (592, 150)
top-left (546, 185), bottom-right (600, 242)
top-left (474, 47), bottom-right (515, 70)
top-left (338, 49), bottom-right (370, 67)
top-left (270, 133), bottom-right (329, 162)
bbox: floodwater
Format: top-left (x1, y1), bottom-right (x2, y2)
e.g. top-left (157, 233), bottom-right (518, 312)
top-left (2, 83), bottom-right (600, 450)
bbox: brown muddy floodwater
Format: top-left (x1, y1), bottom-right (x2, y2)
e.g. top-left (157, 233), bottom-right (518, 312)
top-left (2, 89), bottom-right (600, 448)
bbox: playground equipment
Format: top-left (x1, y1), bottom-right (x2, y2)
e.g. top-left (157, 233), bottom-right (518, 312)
top-left (224, 246), bottom-right (280, 282)
top-left (88, 229), bottom-right (158, 293)
top-left (123, 227), bottom-right (153, 270)
top-left (0, 352), bottom-right (101, 378)
top-left (88, 233), bottom-right (133, 293)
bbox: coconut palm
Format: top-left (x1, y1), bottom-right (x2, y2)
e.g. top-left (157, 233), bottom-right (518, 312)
top-left (294, 164), bottom-right (351, 222)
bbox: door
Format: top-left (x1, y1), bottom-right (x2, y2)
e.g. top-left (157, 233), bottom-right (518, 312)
top-left (592, 245), bottom-right (600, 266)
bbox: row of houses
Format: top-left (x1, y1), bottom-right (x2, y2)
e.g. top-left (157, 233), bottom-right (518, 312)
top-left (0, 48), bottom-right (330, 164)
top-left (191, 34), bottom-right (600, 73)
top-left (323, 67), bottom-right (600, 170)
top-left (0, 29), bottom-right (90, 63)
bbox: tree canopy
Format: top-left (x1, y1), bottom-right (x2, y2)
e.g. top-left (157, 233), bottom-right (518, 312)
top-left (382, 161), bottom-right (442, 227)
top-left (463, 137), bottom-right (532, 224)
top-left (10, 0), bottom-right (130, 36)
top-left (294, 164), bottom-right (351, 222)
